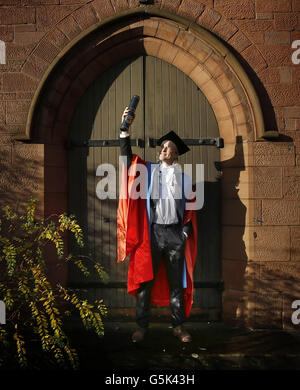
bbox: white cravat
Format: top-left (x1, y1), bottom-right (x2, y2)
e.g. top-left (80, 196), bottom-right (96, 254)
top-left (153, 162), bottom-right (180, 225)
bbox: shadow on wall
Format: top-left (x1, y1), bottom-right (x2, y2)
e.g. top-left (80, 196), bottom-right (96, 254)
top-left (0, 144), bottom-right (71, 287)
top-left (219, 136), bottom-right (299, 329)
top-left (216, 135), bottom-right (248, 326)
top-left (0, 143), bottom-right (44, 216)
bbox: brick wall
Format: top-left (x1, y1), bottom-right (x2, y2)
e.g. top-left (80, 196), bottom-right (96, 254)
top-left (0, 0), bottom-right (299, 329)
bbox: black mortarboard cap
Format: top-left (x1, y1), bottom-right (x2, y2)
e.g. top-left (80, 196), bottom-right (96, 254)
top-left (157, 130), bottom-right (190, 155)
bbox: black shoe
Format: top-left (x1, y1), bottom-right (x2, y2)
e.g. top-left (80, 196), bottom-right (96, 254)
top-left (132, 327), bottom-right (147, 343)
top-left (173, 325), bottom-right (192, 343)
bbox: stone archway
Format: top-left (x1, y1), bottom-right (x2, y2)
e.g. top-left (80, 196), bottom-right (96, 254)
top-left (28, 13), bottom-right (267, 145)
top-left (26, 11), bottom-right (269, 326)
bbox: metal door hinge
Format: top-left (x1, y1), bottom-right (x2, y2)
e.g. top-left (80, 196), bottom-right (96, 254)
top-left (65, 138), bottom-right (145, 149)
top-left (147, 137), bottom-right (224, 148)
top-left (66, 137), bottom-right (223, 149)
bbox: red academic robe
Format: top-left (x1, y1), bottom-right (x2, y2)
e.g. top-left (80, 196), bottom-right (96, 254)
top-left (117, 154), bottom-right (197, 318)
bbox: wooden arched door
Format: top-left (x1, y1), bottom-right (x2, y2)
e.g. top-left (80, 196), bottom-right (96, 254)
top-left (67, 55), bottom-right (222, 319)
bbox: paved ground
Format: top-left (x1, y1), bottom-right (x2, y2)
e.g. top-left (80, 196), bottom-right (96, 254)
top-left (69, 320), bottom-right (300, 371)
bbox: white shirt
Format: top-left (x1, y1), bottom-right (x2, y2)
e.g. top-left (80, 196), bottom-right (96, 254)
top-left (153, 162), bottom-right (180, 225)
top-left (120, 133), bottom-right (192, 225)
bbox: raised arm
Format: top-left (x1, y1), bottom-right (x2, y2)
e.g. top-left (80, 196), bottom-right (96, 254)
top-left (120, 106), bottom-right (133, 167)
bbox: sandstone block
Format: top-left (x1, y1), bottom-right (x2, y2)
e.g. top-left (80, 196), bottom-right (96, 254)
top-left (260, 261), bottom-right (300, 281)
top-left (244, 31), bottom-right (265, 45)
top-left (189, 65), bottom-right (212, 87)
top-left (0, 146), bottom-right (12, 165)
top-left (110, 0), bottom-right (129, 12)
top-left (3, 73), bottom-right (38, 92)
top-left (222, 198), bottom-right (262, 226)
top-left (139, 19), bottom-right (159, 37)
top-left (283, 176), bottom-right (300, 199)
top-left (156, 20), bottom-right (179, 43)
top-left (160, 0), bottom-right (180, 12)
top-left (293, 0), bottom-right (300, 11)
top-left (259, 45), bottom-right (292, 67)
top-left (213, 18), bottom-right (238, 41)
top-left (6, 112), bottom-right (27, 125)
top-left (36, 5), bottom-right (78, 31)
top-left (212, 98), bottom-right (231, 121)
top-left (57, 15), bottom-right (81, 41)
top-left (262, 199), bottom-right (300, 225)
top-left (200, 78), bottom-right (223, 104)
top-left (188, 38), bottom-right (211, 63)
top-left (274, 13), bottom-right (299, 31)
top-left (217, 119), bottom-right (236, 144)
top-left (253, 167), bottom-right (283, 199)
top-left (93, 0), bottom-right (116, 20)
top-left (222, 259), bottom-right (248, 290)
top-left (250, 226), bottom-right (290, 261)
top-left (197, 7), bottom-right (221, 30)
top-left (241, 45), bottom-right (267, 72)
top-left (232, 104), bottom-right (247, 125)
top-left (264, 31), bottom-right (291, 45)
top-left (234, 19), bottom-right (273, 32)
top-left (204, 55), bottom-right (224, 78)
top-left (174, 30), bottom-right (195, 51)
top-left (283, 294), bottom-right (300, 330)
top-left (222, 289), bottom-right (247, 319)
top-left (280, 67), bottom-right (292, 84)
top-left (157, 40), bottom-right (178, 64)
top-left (0, 25), bottom-right (14, 42)
top-left (254, 292), bottom-right (283, 328)
top-left (282, 106), bottom-right (300, 118)
top-left (172, 50), bottom-right (198, 75)
top-left (177, 0), bottom-right (205, 21)
top-left (0, 7), bottom-right (35, 24)
top-left (222, 226), bottom-right (248, 260)
top-left (214, 0), bottom-right (255, 19)
top-left (268, 83), bottom-right (300, 107)
top-left (14, 31), bottom-right (46, 46)
top-left (22, 54), bottom-right (49, 80)
top-left (256, 0), bottom-right (292, 13)
top-left (253, 142), bottom-right (295, 166)
top-left (291, 226), bottom-right (300, 261)
top-left (142, 37), bottom-right (162, 57)
top-left (47, 28), bottom-right (70, 50)
top-left (228, 31), bottom-right (251, 52)
top-left (44, 166), bottom-right (67, 193)
top-left (216, 73), bottom-right (234, 93)
top-left (256, 12), bottom-right (274, 20)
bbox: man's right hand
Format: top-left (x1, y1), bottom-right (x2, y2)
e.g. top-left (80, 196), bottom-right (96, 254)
top-left (121, 106), bottom-right (135, 132)
top-left (122, 106), bottom-right (130, 124)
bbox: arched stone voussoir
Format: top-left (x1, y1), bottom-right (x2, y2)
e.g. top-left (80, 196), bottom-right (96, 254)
top-left (27, 10), bottom-right (265, 145)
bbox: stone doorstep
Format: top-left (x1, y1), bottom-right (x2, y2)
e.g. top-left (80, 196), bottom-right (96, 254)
top-left (64, 320), bottom-right (300, 371)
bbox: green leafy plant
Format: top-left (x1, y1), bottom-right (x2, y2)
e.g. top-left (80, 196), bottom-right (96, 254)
top-left (0, 198), bottom-right (108, 369)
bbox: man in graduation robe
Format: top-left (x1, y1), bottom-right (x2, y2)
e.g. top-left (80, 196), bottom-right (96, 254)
top-left (117, 107), bottom-right (198, 343)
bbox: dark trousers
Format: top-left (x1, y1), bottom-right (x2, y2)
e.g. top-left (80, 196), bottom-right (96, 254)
top-left (136, 223), bottom-right (187, 328)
